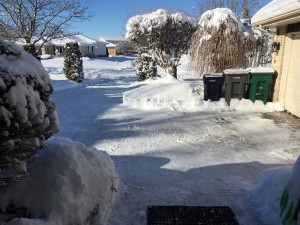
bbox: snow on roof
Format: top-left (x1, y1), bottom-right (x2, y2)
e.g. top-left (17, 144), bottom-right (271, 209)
top-left (99, 36), bottom-right (127, 42)
top-left (106, 42), bottom-right (116, 47)
top-left (50, 34), bottom-right (106, 46)
top-left (252, 0), bottom-right (300, 25)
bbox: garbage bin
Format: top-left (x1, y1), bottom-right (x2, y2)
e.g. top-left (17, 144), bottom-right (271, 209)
top-left (249, 68), bottom-right (275, 104)
top-left (223, 69), bottom-right (250, 105)
top-left (203, 73), bottom-right (223, 101)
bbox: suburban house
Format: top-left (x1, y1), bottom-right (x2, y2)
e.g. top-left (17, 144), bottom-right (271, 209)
top-left (252, 0), bottom-right (300, 118)
top-left (16, 34), bottom-right (107, 57)
top-left (46, 34), bottom-right (108, 57)
top-left (97, 36), bottom-right (128, 56)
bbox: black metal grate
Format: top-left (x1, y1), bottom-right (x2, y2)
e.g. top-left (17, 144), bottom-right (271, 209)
top-left (147, 206), bottom-right (240, 225)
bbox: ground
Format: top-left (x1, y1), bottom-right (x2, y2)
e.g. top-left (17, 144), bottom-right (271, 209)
top-left (41, 56), bottom-right (300, 225)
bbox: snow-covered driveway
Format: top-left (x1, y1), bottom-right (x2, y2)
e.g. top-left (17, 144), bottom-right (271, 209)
top-left (43, 57), bottom-right (300, 225)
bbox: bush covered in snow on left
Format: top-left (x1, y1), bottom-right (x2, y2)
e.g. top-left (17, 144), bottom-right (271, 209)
top-left (0, 40), bottom-right (59, 186)
top-left (0, 138), bottom-right (118, 225)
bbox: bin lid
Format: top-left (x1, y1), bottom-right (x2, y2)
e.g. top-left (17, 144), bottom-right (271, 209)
top-left (203, 73), bottom-right (223, 77)
top-left (250, 67), bottom-right (274, 73)
top-left (223, 68), bottom-right (250, 74)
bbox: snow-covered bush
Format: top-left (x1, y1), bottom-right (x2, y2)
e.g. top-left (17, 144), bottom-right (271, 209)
top-left (64, 42), bottom-right (84, 83)
top-left (0, 40), bottom-right (59, 186)
top-left (115, 41), bottom-right (137, 55)
top-left (0, 138), bottom-right (118, 225)
top-left (132, 52), bottom-right (157, 81)
top-left (189, 8), bottom-right (256, 75)
top-left (126, 9), bottom-right (197, 78)
top-left (23, 44), bottom-right (38, 58)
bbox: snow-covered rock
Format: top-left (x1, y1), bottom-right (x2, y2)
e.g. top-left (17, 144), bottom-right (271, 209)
top-left (0, 138), bottom-right (118, 225)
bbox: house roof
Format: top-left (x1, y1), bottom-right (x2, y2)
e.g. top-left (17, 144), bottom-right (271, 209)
top-left (252, 0), bottom-right (300, 27)
top-left (50, 34), bottom-right (107, 46)
top-left (98, 36), bottom-right (127, 42)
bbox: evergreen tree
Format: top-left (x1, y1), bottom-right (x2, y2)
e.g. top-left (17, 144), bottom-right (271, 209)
top-left (64, 42), bottom-right (84, 83)
top-left (132, 52), bottom-right (157, 81)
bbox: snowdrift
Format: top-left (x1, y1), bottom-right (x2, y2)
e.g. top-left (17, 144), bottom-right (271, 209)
top-left (0, 138), bottom-right (118, 225)
top-left (123, 75), bottom-right (284, 113)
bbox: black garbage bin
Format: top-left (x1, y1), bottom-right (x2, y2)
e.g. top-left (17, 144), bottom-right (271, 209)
top-left (223, 69), bottom-right (250, 105)
top-left (203, 73), bottom-right (223, 101)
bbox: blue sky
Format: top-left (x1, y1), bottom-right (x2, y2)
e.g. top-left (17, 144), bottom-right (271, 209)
top-left (74, 0), bottom-right (271, 39)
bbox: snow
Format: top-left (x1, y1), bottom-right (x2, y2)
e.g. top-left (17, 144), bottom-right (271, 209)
top-left (199, 8), bottom-right (244, 32)
top-left (1, 54), bottom-right (300, 225)
top-left (123, 73), bottom-right (283, 113)
top-left (0, 138), bottom-right (117, 225)
top-left (252, 0), bottom-right (300, 24)
top-left (125, 9), bottom-right (197, 39)
top-left (50, 34), bottom-right (106, 46)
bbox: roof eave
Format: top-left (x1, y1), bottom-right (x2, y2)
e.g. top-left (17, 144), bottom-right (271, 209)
top-left (252, 9), bottom-right (300, 28)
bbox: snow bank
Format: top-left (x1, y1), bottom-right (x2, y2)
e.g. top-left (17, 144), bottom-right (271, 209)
top-left (249, 166), bottom-right (291, 225)
top-left (123, 75), bottom-right (284, 113)
top-left (252, 0), bottom-right (300, 24)
top-left (0, 138), bottom-right (118, 225)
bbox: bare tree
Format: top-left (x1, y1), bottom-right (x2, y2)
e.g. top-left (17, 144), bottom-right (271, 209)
top-left (0, 0), bottom-right (92, 53)
top-left (126, 9), bottom-right (197, 78)
top-left (197, 0), bottom-right (269, 17)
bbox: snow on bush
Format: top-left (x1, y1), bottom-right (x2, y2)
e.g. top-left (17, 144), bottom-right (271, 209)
top-left (0, 40), bottom-right (59, 186)
top-left (123, 74), bottom-right (284, 113)
top-left (132, 52), bottom-right (157, 81)
top-left (0, 138), bottom-right (118, 225)
top-left (126, 9), bottom-right (197, 78)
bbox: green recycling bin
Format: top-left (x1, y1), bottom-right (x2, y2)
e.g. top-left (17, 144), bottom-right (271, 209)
top-left (249, 68), bottom-right (275, 104)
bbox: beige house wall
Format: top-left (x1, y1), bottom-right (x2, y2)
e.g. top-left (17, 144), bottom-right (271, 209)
top-left (107, 47), bottom-right (116, 56)
top-left (272, 26), bottom-right (287, 101)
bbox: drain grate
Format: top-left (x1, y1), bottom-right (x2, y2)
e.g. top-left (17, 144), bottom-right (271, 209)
top-left (147, 206), bottom-right (240, 225)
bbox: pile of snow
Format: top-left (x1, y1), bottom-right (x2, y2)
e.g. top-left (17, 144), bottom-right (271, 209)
top-left (252, 0), bottom-right (300, 24)
top-left (249, 165), bottom-right (291, 225)
top-left (0, 138), bottom-right (118, 225)
top-left (40, 54), bottom-right (52, 60)
top-left (125, 9), bottom-right (197, 39)
top-left (0, 40), bottom-right (59, 185)
top-left (248, 156), bottom-right (300, 225)
top-left (123, 74), bottom-right (284, 113)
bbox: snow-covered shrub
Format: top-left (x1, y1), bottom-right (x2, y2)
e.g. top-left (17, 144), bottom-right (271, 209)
top-left (0, 138), bottom-right (118, 225)
top-left (189, 8), bottom-right (256, 75)
top-left (64, 42), bottom-right (84, 83)
top-left (126, 9), bottom-right (197, 78)
top-left (132, 52), bottom-right (157, 81)
top-left (115, 41), bottom-right (137, 55)
top-left (23, 44), bottom-right (38, 58)
top-left (0, 40), bottom-right (59, 186)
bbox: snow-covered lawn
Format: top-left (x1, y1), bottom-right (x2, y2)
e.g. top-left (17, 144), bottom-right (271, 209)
top-left (16, 56), bottom-right (300, 225)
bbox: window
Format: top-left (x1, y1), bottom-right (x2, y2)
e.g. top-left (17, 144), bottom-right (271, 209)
top-left (55, 46), bottom-right (64, 54)
top-left (88, 46), bottom-right (94, 53)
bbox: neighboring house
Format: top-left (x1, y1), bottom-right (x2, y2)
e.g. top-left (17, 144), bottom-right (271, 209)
top-left (16, 34), bottom-right (107, 57)
top-left (97, 36), bottom-right (128, 56)
top-left (48, 34), bottom-right (107, 57)
top-left (252, 0), bottom-right (300, 118)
